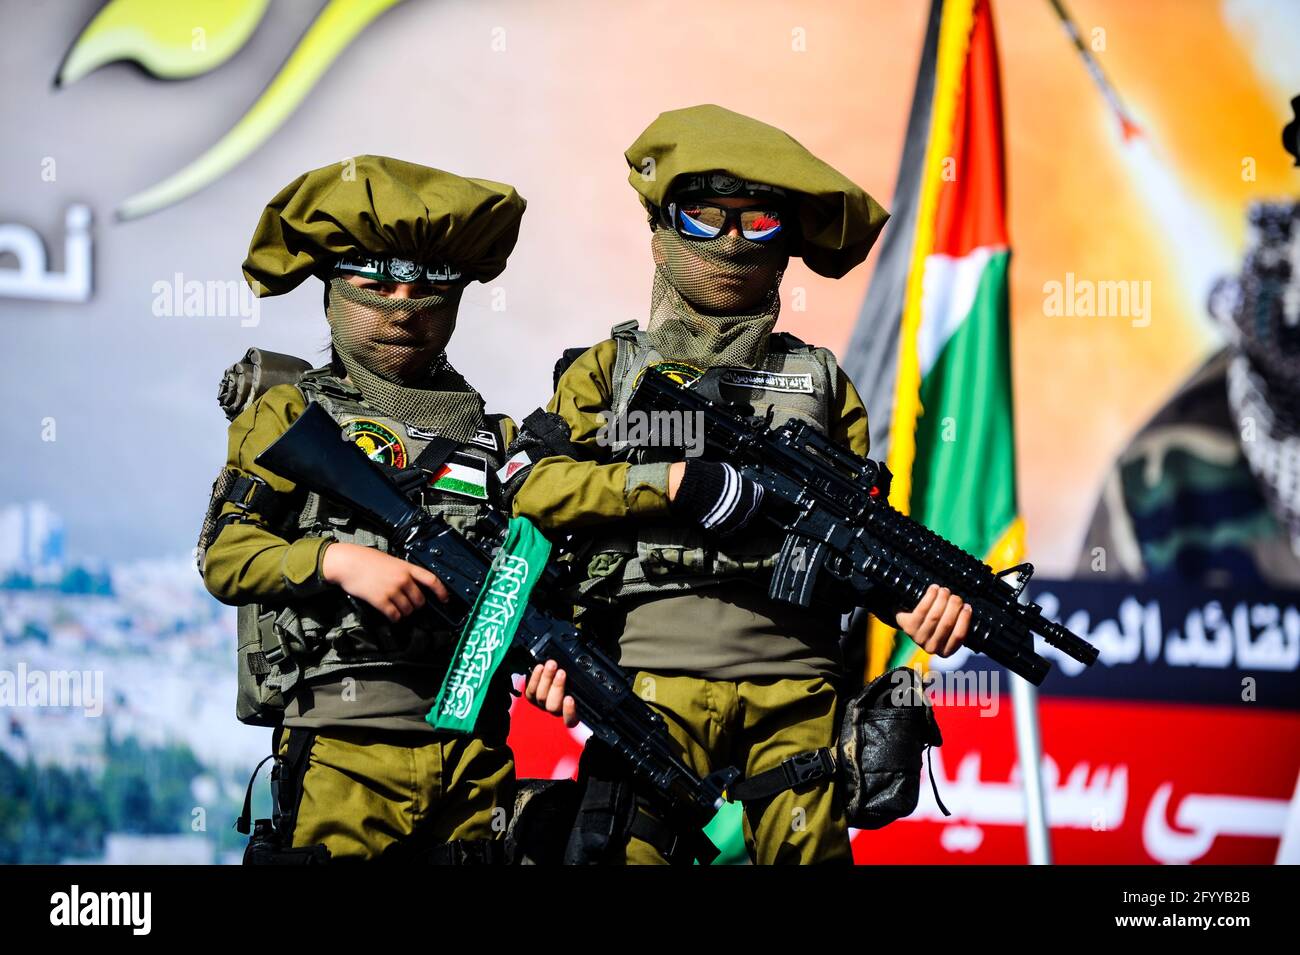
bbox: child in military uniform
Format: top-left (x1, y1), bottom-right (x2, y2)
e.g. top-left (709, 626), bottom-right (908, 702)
top-left (515, 106), bottom-right (971, 864)
top-left (200, 156), bottom-right (526, 862)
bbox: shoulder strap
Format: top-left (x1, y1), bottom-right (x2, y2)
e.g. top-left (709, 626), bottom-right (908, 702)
top-left (818, 345), bottom-right (841, 394)
top-left (411, 436), bottom-right (460, 474)
top-left (610, 322), bottom-right (650, 412)
top-left (610, 319), bottom-right (642, 341)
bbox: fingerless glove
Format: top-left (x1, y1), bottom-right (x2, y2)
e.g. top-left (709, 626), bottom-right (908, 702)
top-left (670, 460), bottom-right (765, 536)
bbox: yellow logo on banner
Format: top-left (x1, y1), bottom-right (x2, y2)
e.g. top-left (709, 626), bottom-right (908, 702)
top-left (57, 0), bottom-right (405, 219)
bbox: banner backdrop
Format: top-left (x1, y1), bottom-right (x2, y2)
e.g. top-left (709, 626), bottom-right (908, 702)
top-left (1, 0), bottom-right (1297, 863)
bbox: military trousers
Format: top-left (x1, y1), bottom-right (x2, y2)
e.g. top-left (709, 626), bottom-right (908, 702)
top-left (606, 671), bottom-right (852, 865)
top-left (276, 725), bottom-right (515, 861)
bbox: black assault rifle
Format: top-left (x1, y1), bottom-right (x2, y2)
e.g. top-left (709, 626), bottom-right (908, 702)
top-left (628, 367), bottom-right (1099, 685)
top-left (256, 402), bottom-right (736, 864)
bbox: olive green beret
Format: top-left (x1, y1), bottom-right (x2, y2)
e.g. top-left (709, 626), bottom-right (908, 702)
top-left (243, 155), bottom-right (526, 296)
top-left (624, 104), bottom-right (889, 279)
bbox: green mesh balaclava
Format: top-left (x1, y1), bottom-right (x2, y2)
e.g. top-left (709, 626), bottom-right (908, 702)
top-left (647, 197), bottom-right (790, 369)
top-left (326, 277), bottom-right (484, 438)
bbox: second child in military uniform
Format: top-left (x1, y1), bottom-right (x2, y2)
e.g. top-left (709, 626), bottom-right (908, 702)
top-left (514, 106), bottom-right (972, 865)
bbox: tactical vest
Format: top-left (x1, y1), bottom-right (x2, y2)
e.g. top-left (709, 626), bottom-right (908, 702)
top-left (580, 320), bottom-right (838, 603)
top-left (231, 366), bottom-right (510, 725)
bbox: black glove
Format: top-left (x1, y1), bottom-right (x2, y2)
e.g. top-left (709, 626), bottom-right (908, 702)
top-left (670, 460), bottom-right (765, 536)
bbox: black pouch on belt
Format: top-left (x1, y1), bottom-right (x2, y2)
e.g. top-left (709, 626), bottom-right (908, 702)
top-left (839, 665), bottom-right (948, 829)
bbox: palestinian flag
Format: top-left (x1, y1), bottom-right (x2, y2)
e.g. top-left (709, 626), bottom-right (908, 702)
top-left (431, 453), bottom-right (489, 500)
top-left (843, 0), bottom-right (1024, 676)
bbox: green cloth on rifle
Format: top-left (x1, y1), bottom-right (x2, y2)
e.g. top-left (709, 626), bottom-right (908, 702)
top-left (428, 516), bottom-right (552, 733)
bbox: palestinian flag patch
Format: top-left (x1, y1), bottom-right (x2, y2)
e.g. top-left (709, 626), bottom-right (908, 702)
top-left (429, 452), bottom-right (489, 500)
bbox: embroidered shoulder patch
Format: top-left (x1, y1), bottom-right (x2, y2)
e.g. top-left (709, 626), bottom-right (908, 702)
top-left (634, 360), bottom-right (704, 391)
top-left (343, 418), bottom-right (408, 467)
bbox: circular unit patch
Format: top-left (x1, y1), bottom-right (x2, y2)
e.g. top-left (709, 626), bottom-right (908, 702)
top-left (634, 360), bottom-right (704, 391)
top-left (342, 418), bottom-right (408, 468)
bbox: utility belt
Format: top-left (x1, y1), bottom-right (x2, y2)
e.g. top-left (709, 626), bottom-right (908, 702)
top-left (506, 666), bottom-right (951, 864)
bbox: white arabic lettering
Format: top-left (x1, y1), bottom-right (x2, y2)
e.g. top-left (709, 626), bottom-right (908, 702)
top-left (0, 205), bottom-right (92, 302)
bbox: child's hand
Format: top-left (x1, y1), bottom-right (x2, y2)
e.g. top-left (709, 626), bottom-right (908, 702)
top-left (524, 660), bottom-right (579, 728)
top-left (895, 583), bottom-right (972, 657)
top-left (320, 541), bottom-right (450, 621)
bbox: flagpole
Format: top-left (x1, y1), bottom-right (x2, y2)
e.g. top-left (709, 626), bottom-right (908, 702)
top-left (1010, 673), bottom-right (1052, 864)
top-left (1276, 769), bottom-right (1300, 864)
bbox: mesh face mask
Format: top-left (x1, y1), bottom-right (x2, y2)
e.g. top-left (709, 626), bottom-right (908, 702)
top-left (647, 226), bottom-right (788, 368)
top-left (1215, 202), bottom-right (1300, 554)
top-left (326, 277), bottom-right (485, 438)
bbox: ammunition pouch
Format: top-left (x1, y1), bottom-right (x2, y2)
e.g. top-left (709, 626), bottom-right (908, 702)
top-left (838, 666), bottom-right (947, 828)
top-left (564, 773), bottom-right (639, 865)
top-left (235, 605), bottom-right (308, 727)
top-left (577, 523), bottom-right (788, 605)
top-left (555, 742), bottom-right (706, 866)
top-left (197, 468), bottom-right (312, 728)
top-left (505, 779), bottom-right (584, 865)
top-left (728, 666), bottom-right (948, 829)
